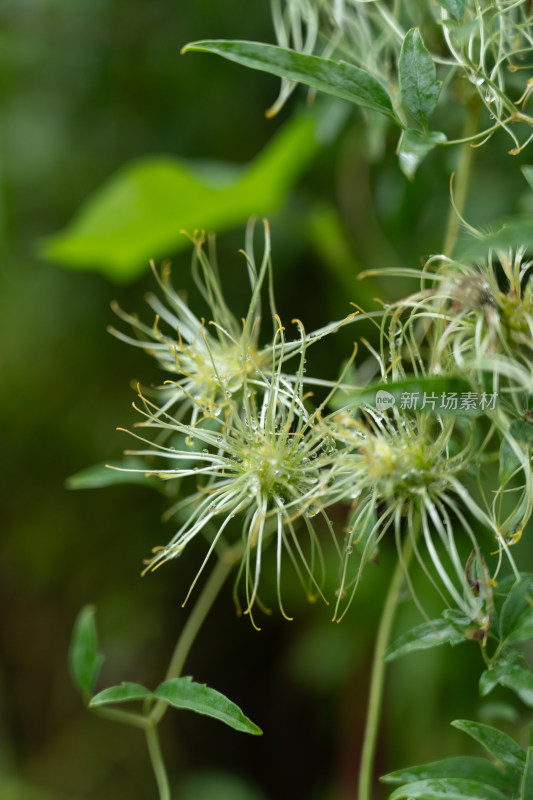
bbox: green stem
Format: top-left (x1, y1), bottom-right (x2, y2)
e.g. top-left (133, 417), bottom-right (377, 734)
top-left (92, 705), bottom-right (148, 730)
top-left (146, 723), bottom-right (171, 800)
top-left (442, 103), bottom-right (480, 258)
top-left (149, 543), bottom-right (242, 725)
top-left (358, 533), bottom-right (415, 800)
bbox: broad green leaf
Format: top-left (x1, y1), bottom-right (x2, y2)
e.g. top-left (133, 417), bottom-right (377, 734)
top-left (333, 375), bottom-right (480, 415)
top-left (385, 619), bottom-right (465, 662)
top-left (68, 605), bottom-right (104, 697)
top-left (522, 166), bottom-right (533, 191)
top-left (90, 682), bottom-right (152, 707)
top-left (497, 663), bottom-right (533, 707)
top-left (398, 129), bottom-right (446, 179)
top-left (521, 746), bottom-right (533, 800)
top-left (182, 40), bottom-right (399, 123)
top-left (383, 757), bottom-right (517, 793)
top-left (452, 720), bottom-right (525, 774)
top-left (436, 0), bottom-right (467, 21)
top-left (399, 29), bottom-right (441, 129)
top-left (507, 606), bottom-right (533, 644)
top-left (40, 113), bottom-right (318, 282)
top-left (154, 677), bottom-right (262, 735)
top-left (500, 579), bottom-right (531, 641)
top-left (388, 778), bottom-right (508, 799)
top-left (65, 458), bottom-right (164, 491)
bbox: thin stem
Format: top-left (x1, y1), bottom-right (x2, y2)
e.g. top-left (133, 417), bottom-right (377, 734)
top-left (149, 543), bottom-right (242, 725)
top-left (92, 705), bottom-right (148, 730)
top-left (358, 531), bottom-right (416, 800)
top-left (442, 103), bottom-right (480, 258)
top-left (146, 723), bottom-right (171, 800)
top-left (438, 117), bottom-right (507, 147)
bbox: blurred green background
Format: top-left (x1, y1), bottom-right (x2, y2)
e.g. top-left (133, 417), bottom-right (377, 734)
top-left (2, 2), bottom-right (533, 799)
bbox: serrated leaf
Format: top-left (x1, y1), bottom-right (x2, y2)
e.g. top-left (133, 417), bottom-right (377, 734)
top-left (182, 40), bottom-right (399, 123)
top-left (436, 0), bottom-right (467, 22)
top-left (68, 606), bottom-right (104, 698)
top-left (452, 720), bottom-right (526, 774)
top-left (521, 746), bottom-right (533, 800)
top-left (383, 756), bottom-right (518, 792)
top-left (66, 458), bottom-right (164, 491)
top-left (41, 113), bottom-right (318, 282)
top-left (154, 677), bottom-right (262, 735)
top-left (385, 619), bottom-right (465, 662)
top-left (399, 29), bottom-right (441, 129)
top-left (388, 778), bottom-right (508, 799)
top-left (398, 129), bottom-right (446, 179)
top-left (89, 682), bottom-right (152, 707)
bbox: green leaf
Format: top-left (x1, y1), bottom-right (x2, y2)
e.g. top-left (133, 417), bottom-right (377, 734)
top-left (398, 129), bottom-right (446, 179)
top-left (497, 663), bottom-right (533, 707)
top-left (452, 720), bottom-right (526, 774)
top-left (499, 420), bottom-right (533, 483)
top-left (154, 677), bottom-right (262, 735)
top-left (500, 579), bottom-right (531, 641)
top-left (333, 375), bottom-right (480, 415)
top-left (399, 29), bottom-right (441, 129)
top-left (499, 437), bottom-right (521, 483)
top-left (388, 778), bottom-right (508, 799)
top-left (520, 746), bottom-right (533, 800)
top-left (479, 668), bottom-right (502, 698)
top-left (182, 40), bottom-right (399, 123)
top-left (68, 605), bottom-right (104, 698)
top-left (507, 606), bottom-right (533, 644)
top-left (383, 757), bottom-right (518, 793)
top-left (522, 166), bottom-right (533, 191)
top-left (40, 113), bottom-right (318, 282)
top-left (65, 458), bottom-right (164, 491)
top-left (510, 420), bottom-right (533, 446)
top-left (90, 682), bottom-right (152, 707)
top-left (442, 609), bottom-right (473, 627)
top-left (385, 619), bottom-right (465, 662)
top-left (436, 0), bottom-right (467, 22)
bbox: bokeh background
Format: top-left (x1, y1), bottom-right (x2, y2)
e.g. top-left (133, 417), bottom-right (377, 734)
top-left (2, 2), bottom-right (533, 799)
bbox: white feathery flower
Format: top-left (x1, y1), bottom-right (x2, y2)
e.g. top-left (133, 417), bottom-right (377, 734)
top-left (110, 219), bottom-right (354, 430)
top-left (115, 316), bottom-right (344, 628)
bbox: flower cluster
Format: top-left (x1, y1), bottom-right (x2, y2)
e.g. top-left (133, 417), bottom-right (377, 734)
top-left (113, 220), bottom-right (354, 625)
top-left (113, 221), bottom-right (531, 626)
